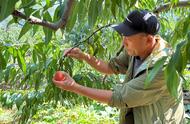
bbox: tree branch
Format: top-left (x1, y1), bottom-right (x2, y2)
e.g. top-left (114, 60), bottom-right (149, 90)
top-left (12, 0), bottom-right (74, 30)
top-left (62, 24), bottom-right (112, 59)
top-left (58, 24), bottom-right (112, 69)
top-left (153, 0), bottom-right (190, 13)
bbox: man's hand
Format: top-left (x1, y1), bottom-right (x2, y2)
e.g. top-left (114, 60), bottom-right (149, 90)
top-left (52, 71), bottom-right (112, 104)
top-left (64, 48), bottom-right (86, 61)
top-left (64, 47), bottom-right (114, 75)
top-left (52, 71), bottom-right (76, 91)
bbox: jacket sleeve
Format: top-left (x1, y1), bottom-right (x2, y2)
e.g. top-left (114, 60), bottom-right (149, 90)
top-left (108, 50), bottom-right (129, 74)
top-left (108, 71), bottom-right (167, 108)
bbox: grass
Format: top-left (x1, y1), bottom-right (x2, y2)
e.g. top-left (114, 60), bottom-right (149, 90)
top-left (0, 102), bottom-right (119, 124)
top-left (0, 107), bottom-right (16, 124)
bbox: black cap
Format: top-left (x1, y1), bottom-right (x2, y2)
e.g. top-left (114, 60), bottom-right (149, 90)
top-left (112, 10), bottom-right (160, 36)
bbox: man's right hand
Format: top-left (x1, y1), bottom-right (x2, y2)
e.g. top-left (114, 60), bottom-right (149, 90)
top-left (64, 47), bottom-right (114, 75)
top-left (64, 48), bottom-right (86, 61)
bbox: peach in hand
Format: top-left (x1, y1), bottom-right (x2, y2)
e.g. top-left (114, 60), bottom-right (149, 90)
top-left (54, 71), bottom-right (66, 81)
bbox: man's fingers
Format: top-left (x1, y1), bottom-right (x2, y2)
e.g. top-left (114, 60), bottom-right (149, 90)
top-left (64, 48), bottom-right (81, 55)
top-left (52, 78), bottom-right (64, 87)
top-left (64, 48), bottom-right (73, 56)
top-left (52, 78), bottom-right (61, 84)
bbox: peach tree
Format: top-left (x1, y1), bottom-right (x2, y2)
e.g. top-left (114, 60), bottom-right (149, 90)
top-left (0, 0), bottom-right (190, 123)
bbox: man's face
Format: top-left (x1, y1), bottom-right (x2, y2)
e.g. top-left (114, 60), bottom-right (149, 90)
top-left (122, 33), bottom-right (149, 57)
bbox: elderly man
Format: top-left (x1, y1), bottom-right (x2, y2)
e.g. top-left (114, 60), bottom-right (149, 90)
top-left (53, 10), bottom-right (185, 124)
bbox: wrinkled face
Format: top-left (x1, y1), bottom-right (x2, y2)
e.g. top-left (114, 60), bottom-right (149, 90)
top-left (122, 33), bottom-right (149, 57)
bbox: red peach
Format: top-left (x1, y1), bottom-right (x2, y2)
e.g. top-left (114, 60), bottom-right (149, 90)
top-left (54, 71), bottom-right (66, 81)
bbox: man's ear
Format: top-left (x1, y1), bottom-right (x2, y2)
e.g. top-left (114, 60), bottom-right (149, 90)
top-left (147, 35), bottom-right (154, 44)
top-left (147, 34), bottom-right (154, 41)
top-left (146, 35), bottom-right (155, 48)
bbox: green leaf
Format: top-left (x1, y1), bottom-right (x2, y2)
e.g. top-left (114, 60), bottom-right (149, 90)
top-left (5, 95), bottom-right (13, 108)
top-left (0, 50), bottom-right (6, 70)
top-left (0, 70), bottom-right (3, 82)
top-left (164, 59), bottom-right (179, 98)
top-left (170, 17), bottom-right (187, 47)
top-left (4, 65), bottom-right (13, 83)
top-left (46, 0), bottom-right (51, 7)
top-left (53, 6), bottom-right (63, 22)
top-left (105, 0), bottom-right (111, 8)
top-left (78, 0), bottom-right (88, 23)
top-left (18, 22), bottom-right (31, 40)
top-left (29, 64), bottom-right (38, 75)
top-left (0, 0), bottom-right (19, 21)
top-left (66, 1), bottom-right (78, 32)
top-left (7, 47), bottom-right (13, 54)
top-left (115, 0), bottom-right (121, 7)
top-left (43, 0), bottom-right (53, 11)
top-left (15, 93), bottom-right (24, 109)
top-left (187, 32), bottom-right (190, 61)
top-left (9, 67), bottom-right (17, 83)
top-left (97, 0), bottom-right (104, 16)
top-left (111, 0), bottom-right (117, 19)
top-left (21, 0), bottom-right (35, 9)
top-left (4, 50), bottom-right (11, 64)
top-left (24, 8), bottom-right (34, 17)
top-left (2, 93), bottom-right (8, 103)
top-left (123, 0), bottom-right (129, 6)
top-left (20, 44), bottom-right (30, 56)
top-left (43, 10), bottom-right (52, 21)
top-left (17, 49), bottom-right (26, 74)
top-left (32, 25), bottom-right (39, 36)
top-left (43, 11), bottom-right (52, 44)
top-left (7, 18), bottom-right (16, 27)
top-left (35, 71), bottom-right (41, 91)
top-left (87, 44), bottom-right (94, 55)
top-left (88, 0), bottom-right (99, 28)
top-left (32, 49), bottom-right (37, 63)
top-left (183, 18), bottom-right (190, 34)
top-left (13, 48), bottom-right (17, 63)
top-left (34, 43), bottom-right (45, 56)
top-left (129, 0), bottom-right (137, 8)
top-left (63, 58), bottom-right (74, 76)
top-left (26, 92), bottom-right (36, 104)
top-left (145, 57), bottom-right (167, 88)
top-left (173, 41), bottom-right (187, 73)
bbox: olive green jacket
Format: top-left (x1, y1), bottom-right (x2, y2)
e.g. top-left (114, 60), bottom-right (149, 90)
top-left (108, 36), bottom-right (185, 124)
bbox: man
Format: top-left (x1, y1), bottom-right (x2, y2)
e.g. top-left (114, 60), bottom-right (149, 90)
top-left (52, 10), bottom-right (185, 124)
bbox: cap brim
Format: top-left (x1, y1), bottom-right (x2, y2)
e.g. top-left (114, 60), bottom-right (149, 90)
top-left (111, 23), bottom-right (140, 36)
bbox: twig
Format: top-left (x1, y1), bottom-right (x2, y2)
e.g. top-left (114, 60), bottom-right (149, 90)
top-left (153, 0), bottom-right (190, 14)
top-left (63, 23), bottom-right (112, 59)
top-left (102, 75), bottom-right (108, 84)
top-left (12, 0), bottom-right (74, 30)
top-left (58, 23), bottom-right (112, 70)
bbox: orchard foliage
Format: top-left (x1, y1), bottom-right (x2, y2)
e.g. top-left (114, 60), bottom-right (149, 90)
top-left (0, 0), bottom-right (190, 123)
